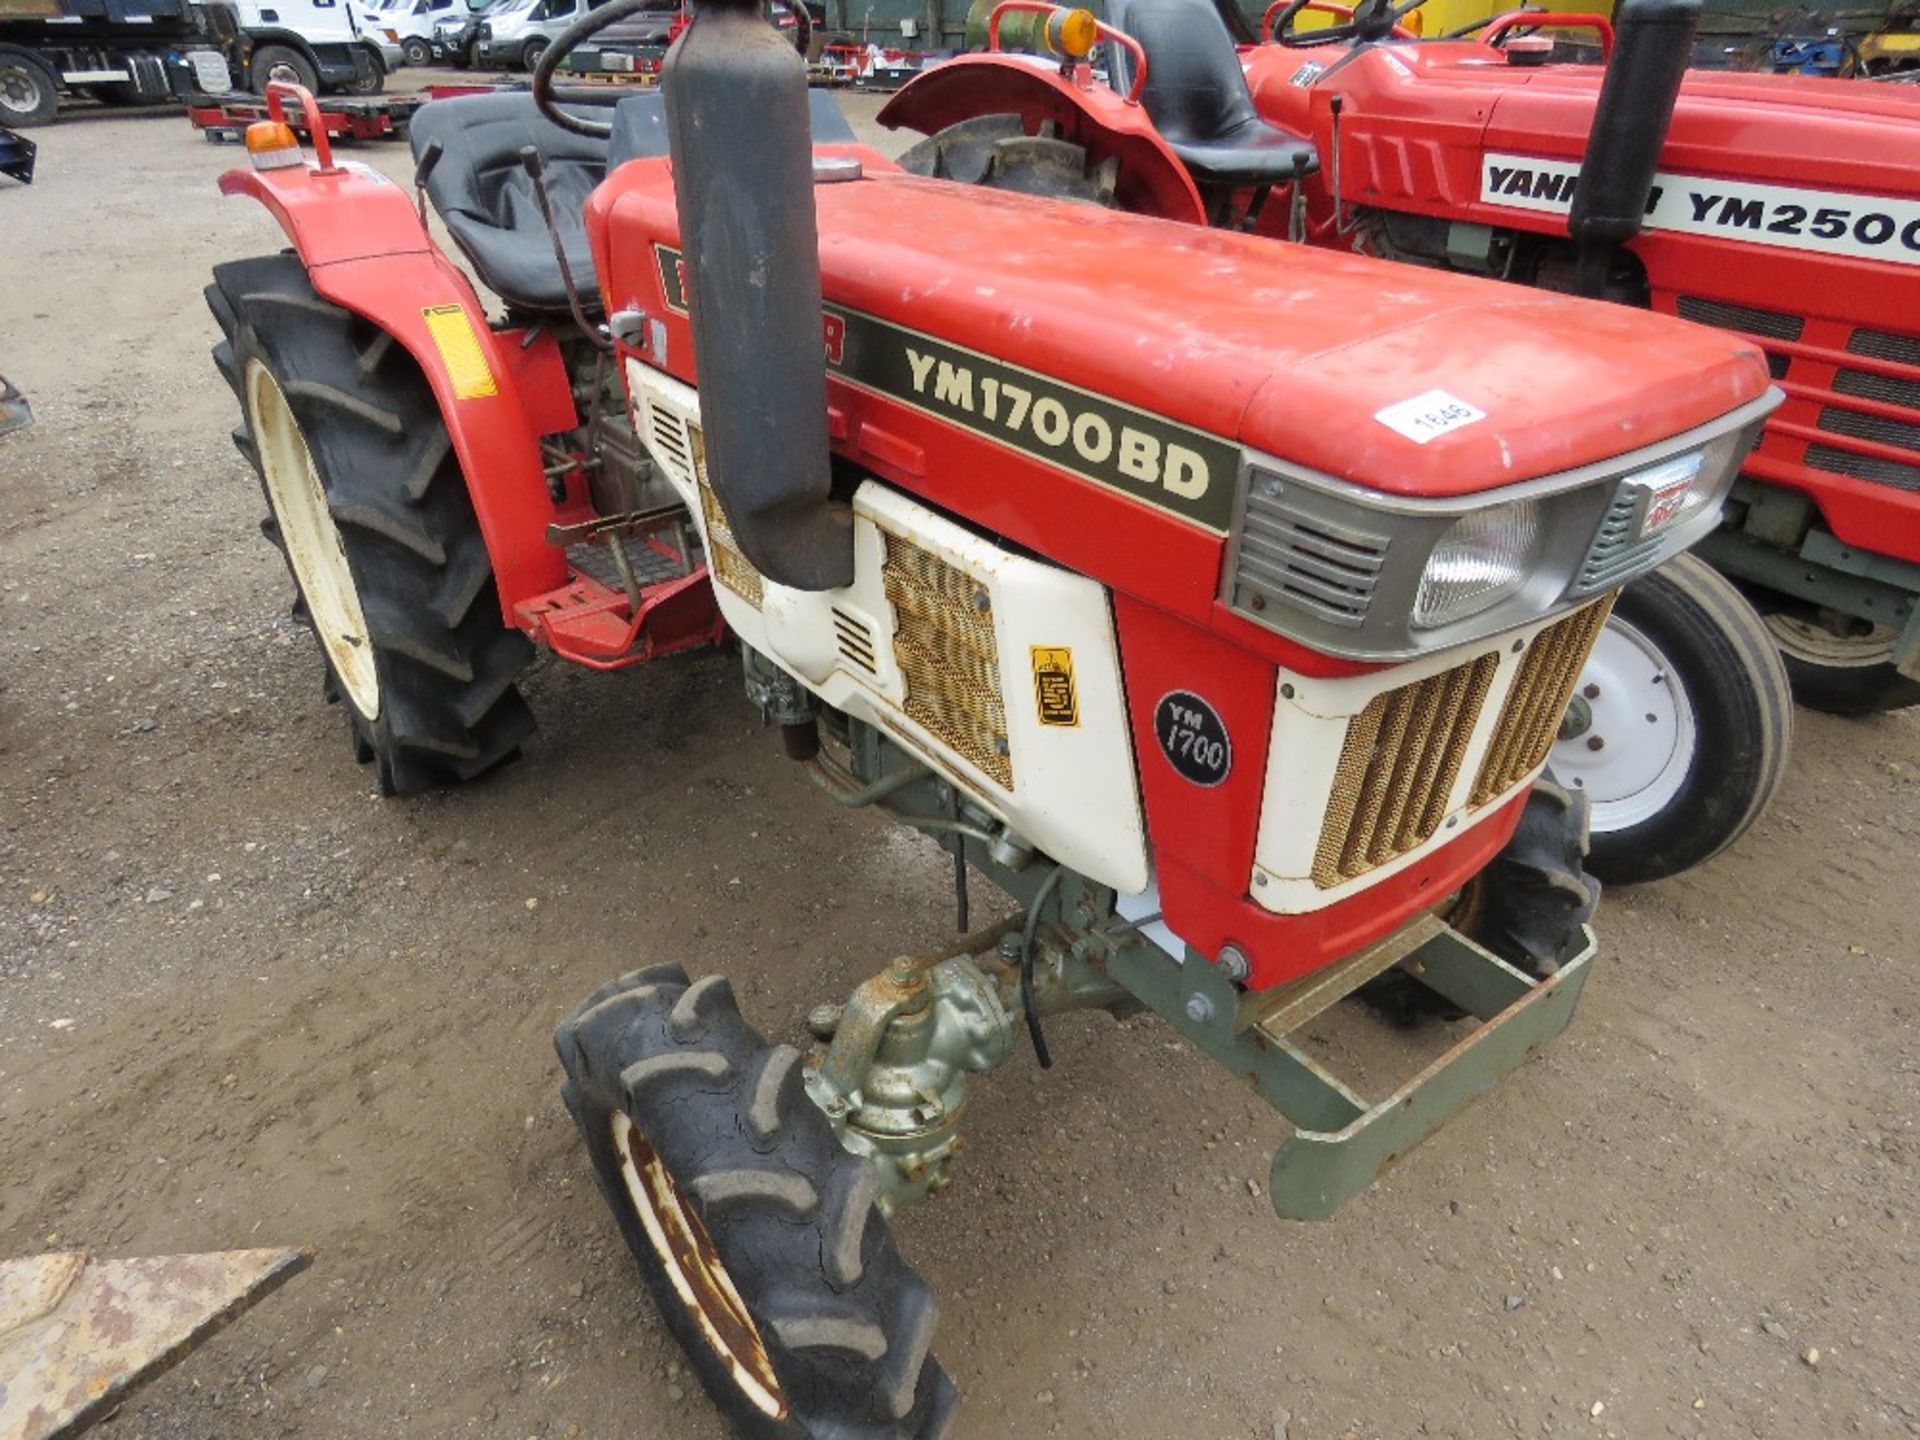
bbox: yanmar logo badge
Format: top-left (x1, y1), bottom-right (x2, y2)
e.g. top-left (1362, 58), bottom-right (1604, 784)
top-left (653, 246), bottom-right (1239, 533)
top-left (1481, 153), bottom-right (1920, 269)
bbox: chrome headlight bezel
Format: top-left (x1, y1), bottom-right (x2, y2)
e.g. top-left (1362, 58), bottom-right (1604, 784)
top-left (1221, 391), bottom-right (1778, 661)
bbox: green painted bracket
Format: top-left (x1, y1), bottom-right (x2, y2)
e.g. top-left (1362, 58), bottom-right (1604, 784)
top-left (1105, 920), bottom-right (1597, 1223)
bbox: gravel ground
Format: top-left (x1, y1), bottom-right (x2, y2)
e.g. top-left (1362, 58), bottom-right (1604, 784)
top-left (1, 74), bottom-right (1916, 1440)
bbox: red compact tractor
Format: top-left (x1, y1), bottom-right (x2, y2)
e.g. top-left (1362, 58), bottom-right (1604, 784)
top-left (209, 4), bottom-right (1777, 1431)
top-left (883, 0), bottom-right (1920, 883)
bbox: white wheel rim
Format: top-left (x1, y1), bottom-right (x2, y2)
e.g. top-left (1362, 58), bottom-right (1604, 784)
top-left (1549, 615), bottom-right (1697, 832)
top-left (1764, 612), bottom-right (1896, 670)
top-left (246, 360), bottom-right (382, 721)
top-left (610, 1112), bottom-right (787, 1420)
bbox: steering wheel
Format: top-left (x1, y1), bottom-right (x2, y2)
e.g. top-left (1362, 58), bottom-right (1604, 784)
top-left (1267, 0), bottom-right (1423, 46)
top-left (534, 0), bottom-right (813, 139)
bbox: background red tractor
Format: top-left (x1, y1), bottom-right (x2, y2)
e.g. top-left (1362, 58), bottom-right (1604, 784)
top-left (884, 0), bottom-right (1920, 882)
top-left (209, 0), bottom-right (1777, 1429)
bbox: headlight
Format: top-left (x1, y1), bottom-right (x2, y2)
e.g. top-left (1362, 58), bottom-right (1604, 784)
top-left (1412, 499), bottom-right (1543, 629)
top-left (1224, 390), bottom-right (1779, 660)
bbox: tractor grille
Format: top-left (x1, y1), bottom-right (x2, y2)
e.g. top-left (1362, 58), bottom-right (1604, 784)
top-left (685, 428), bottom-right (763, 608)
top-left (1808, 328), bottom-right (1920, 493)
top-left (880, 530), bottom-right (1012, 790)
top-left (1677, 295), bottom-right (1805, 343)
top-left (1471, 597), bottom-right (1614, 806)
top-left (1674, 302), bottom-right (1920, 497)
top-left (1311, 652), bottom-right (1499, 888)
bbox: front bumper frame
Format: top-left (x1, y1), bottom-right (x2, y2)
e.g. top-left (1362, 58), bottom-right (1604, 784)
top-left (1105, 909), bottom-right (1597, 1220)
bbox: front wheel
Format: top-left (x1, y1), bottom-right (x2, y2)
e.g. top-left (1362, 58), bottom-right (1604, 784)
top-left (248, 44), bottom-right (318, 95)
top-left (402, 37), bottom-right (433, 66)
top-left (1550, 554), bottom-right (1792, 885)
top-left (0, 51), bottom-right (60, 127)
top-left (1762, 610), bottom-right (1920, 715)
top-left (555, 967), bottom-right (957, 1440)
top-left (521, 37), bottom-right (548, 72)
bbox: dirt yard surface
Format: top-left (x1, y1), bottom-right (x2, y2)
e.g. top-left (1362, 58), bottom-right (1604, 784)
top-left (2, 76), bottom-right (1917, 1440)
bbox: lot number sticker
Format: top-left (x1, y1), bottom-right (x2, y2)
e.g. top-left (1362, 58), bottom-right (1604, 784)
top-left (1156, 690), bottom-right (1231, 787)
top-left (1374, 389), bottom-right (1487, 445)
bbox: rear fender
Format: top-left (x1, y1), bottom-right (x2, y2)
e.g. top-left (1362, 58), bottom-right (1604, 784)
top-left (218, 162), bottom-right (571, 617)
top-left (879, 56), bottom-right (1206, 225)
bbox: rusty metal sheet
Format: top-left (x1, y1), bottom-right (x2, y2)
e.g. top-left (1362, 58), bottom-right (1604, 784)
top-left (0, 1248), bottom-right (311, 1440)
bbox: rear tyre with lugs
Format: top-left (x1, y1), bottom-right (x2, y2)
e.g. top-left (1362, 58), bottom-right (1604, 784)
top-left (1550, 554), bottom-right (1792, 885)
top-left (207, 254), bottom-right (535, 795)
top-left (555, 967), bottom-right (957, 1440)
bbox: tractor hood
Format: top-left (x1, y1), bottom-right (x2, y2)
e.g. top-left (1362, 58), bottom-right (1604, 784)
top-left (594, 161), bottom-right (1769, 506)
top-left (1485, 63), bottom-right (1920, 200)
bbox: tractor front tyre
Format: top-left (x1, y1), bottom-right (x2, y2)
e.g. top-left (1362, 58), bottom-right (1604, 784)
top-left (206, 254), bottom-right (535, 795)
top-left (1761, 610), bottom-right (1920, 716)
top-left (402, 37), bottom-right (433, 66)
top-left (1364, 776), bottom-right (1599, 1023)
top-left (1464, 776), bottom-right (1601, 977)
top-left (0, 51), bottom-right (59, 127)
top-left (1548, 554), bottom-right (1792, 886)
top-left (555, 967), bottom-right (957, 1440)
top-left (897, 113), bottom-right (1118, 205)
top-left (247, 44), bottom-right (319, 96)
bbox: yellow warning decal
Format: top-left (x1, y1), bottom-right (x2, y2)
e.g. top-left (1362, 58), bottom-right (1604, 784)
top-left (420, 305), bottom-right (497, 400)
top-left (1031, 646), bottom-right (1079, 728)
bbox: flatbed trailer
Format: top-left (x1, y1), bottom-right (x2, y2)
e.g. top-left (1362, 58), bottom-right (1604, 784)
top-left (186, 88), bottom-right (421, 141)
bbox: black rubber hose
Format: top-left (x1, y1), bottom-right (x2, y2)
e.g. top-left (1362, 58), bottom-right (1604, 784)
top-left (1019, 866), bottom-right (1065, 1070)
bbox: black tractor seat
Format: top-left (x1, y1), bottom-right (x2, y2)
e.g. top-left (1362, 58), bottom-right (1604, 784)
top-left (410, 93), bottom-right (609, 316)
top-left (1103, 0), bottom-right (1320, 191)
top-left (409, 90), bottom-right (861, 317)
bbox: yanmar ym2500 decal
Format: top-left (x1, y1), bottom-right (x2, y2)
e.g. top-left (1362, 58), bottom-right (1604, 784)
top-left (1480, 153), bottom-right (1920, 269)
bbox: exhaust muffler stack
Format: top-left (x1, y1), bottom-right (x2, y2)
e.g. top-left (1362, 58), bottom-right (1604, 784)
top-left (662, 0), bottom-right (854, 592)
top-left (1568, 0), bottom-right (1701, 299)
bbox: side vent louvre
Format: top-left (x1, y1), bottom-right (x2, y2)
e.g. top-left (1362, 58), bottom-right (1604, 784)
top-left (832, 606), bottom-right (877, 676)
top-left (1234, 497), bottom-right (1389, 629)
top-left (1573, 488), bottom-right (1660, 595)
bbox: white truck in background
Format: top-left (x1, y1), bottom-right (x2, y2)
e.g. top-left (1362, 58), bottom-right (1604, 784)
top-left (0, 0), bottom-right (396, 127)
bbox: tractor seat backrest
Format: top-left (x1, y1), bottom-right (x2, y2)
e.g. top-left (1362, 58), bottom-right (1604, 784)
top-left (1102, 0), bottom-right (1264, 148)
top-left (409, 93), bottom-right (609, 315)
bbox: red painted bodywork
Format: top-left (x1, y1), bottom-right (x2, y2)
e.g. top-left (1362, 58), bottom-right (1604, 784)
top-left (217, 131), bottom-right (724, 669)
top-left (1246, 40), bottom-right (1920, 566)
top-left (887, 36), bottom-right (1920, 567)
top-left (878, 57), bottom-right (1207, 225)
top-left (588, 156), bottom-right (1767, 985)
